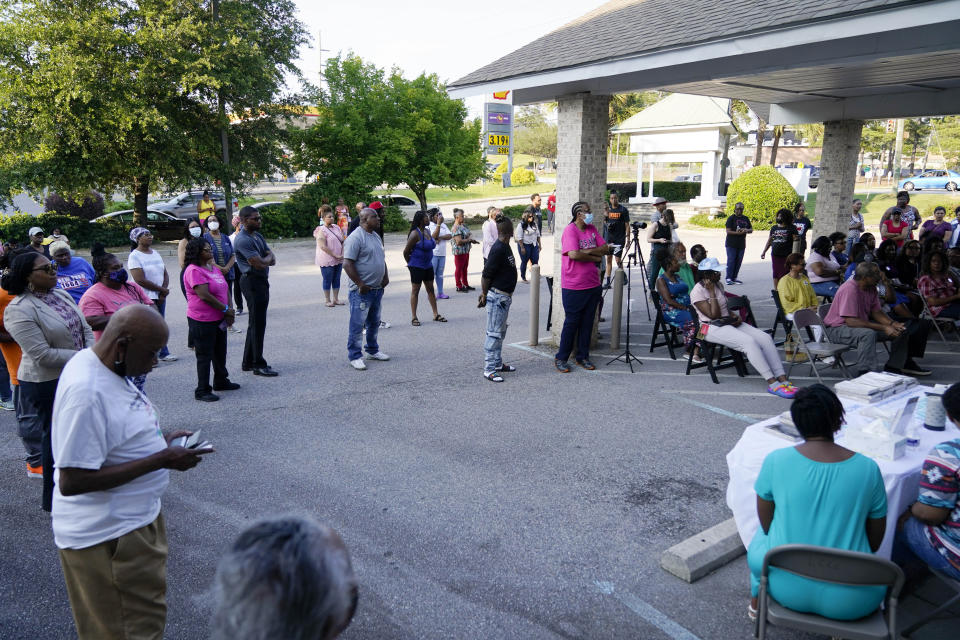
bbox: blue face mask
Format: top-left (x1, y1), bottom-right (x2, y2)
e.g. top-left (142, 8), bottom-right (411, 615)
top-left (108, 268), bottom-right (129, 284)
top-left (583, 213), bottom-right (594, 225)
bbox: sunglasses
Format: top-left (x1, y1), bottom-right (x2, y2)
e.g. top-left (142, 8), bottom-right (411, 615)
top-left (32, 263), bottom-right (58, 275)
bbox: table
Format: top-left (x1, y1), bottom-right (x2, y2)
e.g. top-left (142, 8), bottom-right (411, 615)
top-left (726, 386), bottom-right (960, 559)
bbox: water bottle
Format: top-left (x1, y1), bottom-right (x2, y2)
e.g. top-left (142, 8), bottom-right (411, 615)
top-left (905, 421), bottom-right (920, 450)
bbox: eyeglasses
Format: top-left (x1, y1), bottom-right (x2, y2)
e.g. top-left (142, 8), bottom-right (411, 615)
top-left (32, 263), bottom-right (58, 274)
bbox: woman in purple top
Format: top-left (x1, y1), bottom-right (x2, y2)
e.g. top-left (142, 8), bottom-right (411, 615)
top-left (183, 237), bottom-right (239, 402)
top-left (402, 210), bottom-right (445, 325)
top-left (919, 206), bottom-right (953, 246)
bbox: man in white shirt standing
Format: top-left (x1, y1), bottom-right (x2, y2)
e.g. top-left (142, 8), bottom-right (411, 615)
top-left (428, 208), bottom-right (452, 299)
top-left (52, 305), bottom-right (211, 639)
top-left (482, 206), bottom-right (500, 265)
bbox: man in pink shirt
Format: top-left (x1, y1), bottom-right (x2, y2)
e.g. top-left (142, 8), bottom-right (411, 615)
top-left (554, 201), bottom-right (613, 373)
top-left (823, 262), bottom-right (930, 376)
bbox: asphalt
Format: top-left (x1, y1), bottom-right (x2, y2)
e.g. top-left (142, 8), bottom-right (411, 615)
top-left (0, 227), bottom-right (958, 639)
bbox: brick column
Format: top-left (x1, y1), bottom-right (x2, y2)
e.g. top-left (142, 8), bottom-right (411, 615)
top-left (811, 119), bottom-right (863, 240)
top-left (551, 93), bottom-right (610, 346)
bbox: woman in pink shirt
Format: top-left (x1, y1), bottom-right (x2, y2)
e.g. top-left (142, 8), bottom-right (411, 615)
top-left (183, 237), bottom-right (238, 402)
top-left (554, 201), bottom-right (613, 372)
top-left (314, 205), bottom-right (345, 307)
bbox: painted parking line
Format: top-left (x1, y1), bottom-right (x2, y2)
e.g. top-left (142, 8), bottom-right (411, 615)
top-left (671, 390), bottom-right (772, 397)
top-left (673, 397), bottom-right (755, 423)
top-left (595, 581), bottom-right (702, 640)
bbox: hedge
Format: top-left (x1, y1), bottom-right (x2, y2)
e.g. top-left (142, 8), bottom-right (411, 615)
top-left (688, 212), bottom-right (730, 229)
top-left (724, 166), bottom-right (800, 229)
top-left (0, 212), bottom-right (129, 248)
top-left (606, 181), bottom-right (705, 202)
top-left (510, 167), bottom-right (536, 186)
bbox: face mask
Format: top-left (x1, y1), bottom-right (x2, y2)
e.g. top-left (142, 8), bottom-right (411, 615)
top-left (583, 213), bottom-right (594, 225)
top-left (207, 221), bottom-right (219, 231)
top-left (677, 258), bottom-right (688, 265)
top-left (189, 227), bottom-right (202, 237)
top-left (108, 268), bottom-right (129, 284)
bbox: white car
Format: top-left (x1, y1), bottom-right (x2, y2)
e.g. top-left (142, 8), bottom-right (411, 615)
top-left (375, 194), bottom-right (435, 219)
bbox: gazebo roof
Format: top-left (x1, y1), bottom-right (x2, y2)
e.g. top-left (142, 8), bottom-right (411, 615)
top-left (611, 94), bottom-right (733, 133)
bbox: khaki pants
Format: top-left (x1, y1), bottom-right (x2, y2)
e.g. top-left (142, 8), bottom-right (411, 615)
top-left (58, 513), bottom-right (167, 640)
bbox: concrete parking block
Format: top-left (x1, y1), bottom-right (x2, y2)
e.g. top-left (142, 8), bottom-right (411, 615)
top-left (660, 517), bottom-right (745, 583)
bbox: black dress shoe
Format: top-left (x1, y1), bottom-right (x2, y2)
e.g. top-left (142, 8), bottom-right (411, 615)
top-left (195, 392), bottom-right (220, 402)
top-left (241, 365), bottom-right (252, 372)
top-left (213, 381), bottom-right (241, 391)
top-left (253, 367), bottom-right (279, 377)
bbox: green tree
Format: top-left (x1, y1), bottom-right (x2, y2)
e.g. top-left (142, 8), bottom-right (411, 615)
top-left (0, 0), bottom-right (307, 224)
top-left (904, 118), bottom-right (932, 172)
top-left (293, 55), bottom-right (485, 211)
top-left (936, 116), bottom-right (960, 168)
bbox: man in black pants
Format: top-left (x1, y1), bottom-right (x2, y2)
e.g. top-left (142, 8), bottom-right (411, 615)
top-left (233, 206), bottom-right (279, 377)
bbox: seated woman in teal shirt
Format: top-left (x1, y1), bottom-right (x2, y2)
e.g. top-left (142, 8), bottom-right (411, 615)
top-left (748, 384), bottom-right (888, 621)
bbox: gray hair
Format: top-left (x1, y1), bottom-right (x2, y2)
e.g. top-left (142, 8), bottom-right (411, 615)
top-left (853, 261), bottom-right (880, 281)
top-left (211, 516), bottom-right (357, 640)
top-left (486, 205), bottom-right (498, 215)
top-left (358, 207), bottom-right (378, 221)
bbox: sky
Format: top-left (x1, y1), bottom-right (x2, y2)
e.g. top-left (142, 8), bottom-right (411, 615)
top-left (291, 0), bottom-right (609, 116)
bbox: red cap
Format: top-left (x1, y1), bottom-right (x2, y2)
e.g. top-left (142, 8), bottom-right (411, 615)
top-left (368, 201), bottom-right (384, 211)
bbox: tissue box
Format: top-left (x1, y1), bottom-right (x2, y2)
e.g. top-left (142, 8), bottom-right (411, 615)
top-left (842, 429), bottom-right (907, 461)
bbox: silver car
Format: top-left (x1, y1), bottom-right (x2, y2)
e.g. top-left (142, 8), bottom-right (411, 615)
top-left (151, 191), bottom-right (239, 219)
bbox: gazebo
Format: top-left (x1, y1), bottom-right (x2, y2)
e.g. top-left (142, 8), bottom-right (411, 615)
top-left (611, 94), bottom-right (736, 208)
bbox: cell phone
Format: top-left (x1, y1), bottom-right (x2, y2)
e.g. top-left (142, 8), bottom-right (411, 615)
top-left (172, 430), bottom-right (213, 451)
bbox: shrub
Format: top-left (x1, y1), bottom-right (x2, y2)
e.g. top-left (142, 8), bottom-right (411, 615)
top-left (724, 166), bottom-right (800, 229)
top-left (0, 212), bottom-right (128, 248)
top-left (502, 204), bottom-right (527, 218)
top-left (510, 167), bottom-right (536, 186)
top-left (607, 182), bottom-right (638, 199)
top-left (381, 206), bottom-right (407, 232)
top-left (492, 160), bottom-right (508, 180)
top-left (44, 192), bottom-right (105, 221)
top-left (688, 212), bottom-right (730, 229)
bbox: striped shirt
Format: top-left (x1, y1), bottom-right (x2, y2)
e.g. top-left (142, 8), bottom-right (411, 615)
top-left (918, 438), bottom-right (960, 571)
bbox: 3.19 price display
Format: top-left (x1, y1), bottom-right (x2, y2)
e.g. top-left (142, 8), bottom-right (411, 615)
top-left (487, 134), bottom-right (510, 147)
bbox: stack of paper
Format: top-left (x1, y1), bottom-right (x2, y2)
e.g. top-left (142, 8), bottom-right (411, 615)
top-left (835, 371), bottom-right (914, 404)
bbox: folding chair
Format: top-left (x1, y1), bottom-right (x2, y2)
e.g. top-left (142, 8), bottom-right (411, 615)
top-left (769, 290), bottom-right (792, 347)
top-left (756, 545), bottom-right (904, 640)
top-left (649, 291), bottom-right (682, 360)
top-left (684, 306), bottom-right (747, 384)
top-left (787, 309), bottom-right (853, 382)
top-left (900, 568), bottom-right (960, 637)
top-left (918, 293), bottom-right (960, 347)
top-left (726, 294), bottom-right (760, 328)
top-left (821, 302), bottom-right (891, 356)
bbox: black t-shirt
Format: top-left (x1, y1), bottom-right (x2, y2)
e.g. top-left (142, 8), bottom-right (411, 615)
top-left (768, 224), bottom-right (796, 257)
top-left (604, 205), bottom-right (630, 241)
top-left (724, 213), bottom-right (752, 249)
top-left (793, 216), bottom-right (812, 248)
top-left (482, 240), bottom-right (518, 293)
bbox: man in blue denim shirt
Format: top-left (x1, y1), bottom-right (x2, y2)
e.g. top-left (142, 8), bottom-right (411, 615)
top-left (479, 215), bottom-right (518, 382)
top-left (343, 209), bottom-right (390, 371)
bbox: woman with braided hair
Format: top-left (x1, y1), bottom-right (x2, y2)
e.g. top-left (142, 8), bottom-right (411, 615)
top-left (554, 201), bottom-right (612, 373)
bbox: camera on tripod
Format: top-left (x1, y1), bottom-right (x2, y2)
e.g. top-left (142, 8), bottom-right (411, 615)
top-left (630, 221), bottom-right (647, 233)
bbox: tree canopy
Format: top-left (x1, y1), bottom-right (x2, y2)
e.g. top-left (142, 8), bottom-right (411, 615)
top-left (0, 0), bottom-right (307, 220)
top-left (292, 55), bottom-right (484, 211)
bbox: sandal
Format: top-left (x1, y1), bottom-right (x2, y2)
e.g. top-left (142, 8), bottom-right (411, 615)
top-left (483, 371), bottom-right (504, 382)
top-left (334, 300), bottom-right (345, 306)
top-left (497, 364), bottom-right (516, 372)
top-left (411, 318), bottom-right (421, 326)
top-left (325, 301), bottom-right (335, 307)
top-left (747, 604), bottom-right (758, 621)
top-left (433, 314), bottom-right (447, 322)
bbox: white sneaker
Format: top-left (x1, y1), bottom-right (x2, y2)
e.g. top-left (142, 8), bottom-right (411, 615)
top-left (379, 320), bottom-right (391, 329)
top-left (349, 359), bottom-right (367, 370)
top-left (228, 325), bottom-right (243, 333)
top-left (365, 351), bottom-right (390, 361)
top-left (160, 354), bottom-right (178, 362)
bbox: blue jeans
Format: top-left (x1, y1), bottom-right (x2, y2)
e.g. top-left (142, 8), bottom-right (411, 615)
top-left (846, 235), bottom-right (859, 255)
top-left (484, 290), bottom-right (512, 373)
top-left (347, 288), bottom-right (383, 361)
top-left (520, 243), bottom-right (539, 279)
top-left (556, 286), bottom-right (602, 363)
top-left (0, 349), bottom-right (10, 402)
top-left (154, 298), bottom-right (170, 358)
top-left (431, 256), bottom-right (446, 295)
top-left (894, 516), bottom-right (960, 581)
top-left (811, 280), bottom-right (840, 298)
top-left (321, 264), bottom-right (342, 291)
top-left (725, 246), bottom-right (745, 281)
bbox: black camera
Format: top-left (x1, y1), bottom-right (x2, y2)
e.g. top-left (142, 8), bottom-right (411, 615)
top-left (631, 221), bottom-right (647, 230)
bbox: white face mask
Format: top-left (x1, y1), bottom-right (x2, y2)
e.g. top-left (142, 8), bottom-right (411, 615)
top-left (189, 227), bottom-right (202, 237)
top-left (207, 221), bottom-right (220, 231)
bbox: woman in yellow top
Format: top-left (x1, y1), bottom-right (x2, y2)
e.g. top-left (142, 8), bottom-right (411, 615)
top-left (777, 252), bottom-right (818, 315)
top-left (197, 189), bottom-right (216, 220)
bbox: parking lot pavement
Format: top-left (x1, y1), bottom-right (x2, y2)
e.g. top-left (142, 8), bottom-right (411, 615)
top-left (0, 230), bottom-right (957, 639)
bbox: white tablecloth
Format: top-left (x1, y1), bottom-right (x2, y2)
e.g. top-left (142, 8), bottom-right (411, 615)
top-left (726, 386), bottom-right (960, 559)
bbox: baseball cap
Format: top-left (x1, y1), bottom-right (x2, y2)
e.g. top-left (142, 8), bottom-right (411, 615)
top-left (697, 257), bottom-right (723, 272)
top-left (653, 197), bottom-right (668, 205)
top-left (368, 201), bottom-right (384, 211)
top-left (28, 226), bottom-right (43, 237)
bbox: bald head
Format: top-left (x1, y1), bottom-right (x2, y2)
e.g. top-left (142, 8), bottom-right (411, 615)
top-left (94, 305), bottom-right (169, 377)
top-left (358, 207), bottom-right (380, 232)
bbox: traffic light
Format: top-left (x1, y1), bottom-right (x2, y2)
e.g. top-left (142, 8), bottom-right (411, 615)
top-left (885, 119), bottom-right (895, 133)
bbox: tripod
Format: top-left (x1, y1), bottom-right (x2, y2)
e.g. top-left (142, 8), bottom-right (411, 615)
top-left (606, 237), bottom-right (644, 372)
top-left (623, 226), bottom-right (652, 321)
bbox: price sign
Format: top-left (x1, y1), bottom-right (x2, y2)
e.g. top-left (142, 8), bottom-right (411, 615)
top-left (496, 147), bottom-right (509, 155)
top-left (487, 134), bottom-right (510, 147)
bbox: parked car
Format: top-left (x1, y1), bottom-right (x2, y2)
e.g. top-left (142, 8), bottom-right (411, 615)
top-left (248, 201), bottom-right (285, 219)
top-left (91, 209), bottom-right (188, 241)
top-left (808, 165), bottom-right (820, 189)
top-left (375, 194), bottom-right (435, 219)
top-left (899, 169), bottom-right (960, 191)
top-left (150, 190), bottom-right (239, 219)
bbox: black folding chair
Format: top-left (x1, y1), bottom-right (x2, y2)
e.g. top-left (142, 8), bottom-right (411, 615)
top-left (770, 289), bottom-right (792, 347)
top-left (684, 306), bottom-right (747, 384)
top-left (649, 290), bottom-right (682, 360)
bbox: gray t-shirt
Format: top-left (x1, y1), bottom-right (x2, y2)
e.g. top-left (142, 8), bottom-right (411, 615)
top-left (233, 230), bottom-right (271, 278)
top-left (343, 228), bottom-right (386, 290)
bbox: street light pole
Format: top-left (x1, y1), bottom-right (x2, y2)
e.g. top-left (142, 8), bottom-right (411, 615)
top-left (212, 0), bottom-right (232, 219)
top-left (891, 118), bottom-right (905, 189)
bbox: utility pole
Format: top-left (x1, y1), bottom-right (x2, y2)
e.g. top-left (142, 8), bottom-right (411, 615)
top-left (920, 127), bottom-right (934, 172)
top-left (212, 0), bottom-right (233, 220)
top-left (891, 118), bottom-right (905, 188)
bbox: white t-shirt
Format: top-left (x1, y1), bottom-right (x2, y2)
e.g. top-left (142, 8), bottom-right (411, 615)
top-left (428, 222), bottom-right (451, 257)
top-left (127, 249), bottom-right (167, 300)
top-left (52, 349), bottom-right (169, 549)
